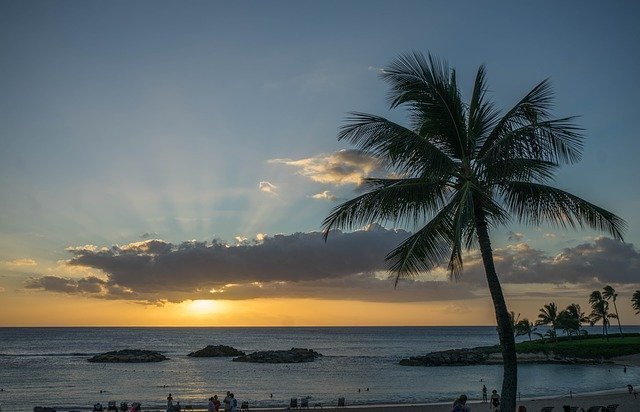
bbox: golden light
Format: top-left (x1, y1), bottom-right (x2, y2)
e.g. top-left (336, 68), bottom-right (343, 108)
top-left (186, 299), bottom-right (220, 315)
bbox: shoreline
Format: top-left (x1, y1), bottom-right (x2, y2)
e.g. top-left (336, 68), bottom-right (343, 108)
top-left (52, 387), bottom-right (639, 412)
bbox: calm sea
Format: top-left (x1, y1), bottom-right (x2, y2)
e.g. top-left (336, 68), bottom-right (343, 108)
top-left (1, 326), bottom-right (639, 411)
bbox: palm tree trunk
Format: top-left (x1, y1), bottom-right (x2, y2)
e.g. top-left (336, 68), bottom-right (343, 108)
top-left (613, 300), bottom-right (623, 336)
top-left (475, 211), bottom-right (517, 412)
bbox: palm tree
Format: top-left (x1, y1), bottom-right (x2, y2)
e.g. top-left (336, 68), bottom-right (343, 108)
top-left (515, 318), bottom-right (536, 341)
top-left (557, 309), bottom-right (580, 337)
top-left (565, 303), bottom-right (589, 338)
top-left (536, 302), bottom-right (560, 340)
top-left (603, 285), bottom-right (623, 336)
top-left (633, 290), bottom-right (640, 314)
top-left (589, 291), bottom-right (616, 340)
top-left (321, 52), bottom-right (625, 412)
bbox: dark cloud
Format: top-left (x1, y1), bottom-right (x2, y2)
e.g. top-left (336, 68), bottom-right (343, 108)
top-left (24, 230), bottom-right (640, 305)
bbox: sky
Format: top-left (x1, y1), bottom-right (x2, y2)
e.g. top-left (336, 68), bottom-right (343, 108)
top-left (1, 1), bottom-right (639, 326)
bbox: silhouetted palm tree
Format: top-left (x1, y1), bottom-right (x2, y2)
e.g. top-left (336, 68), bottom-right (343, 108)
top-left (515, 318), bottom-right (536, 341)
top-left (536, 302), bottom-right (560, 340)
top-left (557, 309), bottom-right (580, 337)
top-left (632, 290), bottom-right (640, 315)
top-left (589, 291), bottom-right (616, 340)
top-left (603, 285), bottom-right (623, 336)
top-left (566, 303), bottom-right (589, 338)
top-left (322, 52), bottom-right (625, 412)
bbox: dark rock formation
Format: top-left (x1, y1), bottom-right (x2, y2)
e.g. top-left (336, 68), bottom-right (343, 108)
top-left (232, 348), bottom-right (322, 363)
top-left (87, 349), bottom-right (168, 363)
top-left (399, 347), bottom-right (606, 366)
top-left (188, 345), bottom-right (245, 357)
top-left (399, 348), bottom-right (492, 366)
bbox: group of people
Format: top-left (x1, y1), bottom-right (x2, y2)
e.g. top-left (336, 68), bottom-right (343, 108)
top-left (451, 386), bottom-right (501, 412)
top-left (208, 392), bottom-right (238, 412)
top-left (166, 391), bottom-right (237, 412)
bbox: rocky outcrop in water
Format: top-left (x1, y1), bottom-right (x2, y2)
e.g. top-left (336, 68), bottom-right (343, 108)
top-left (399, 348), bottom-right (491, 366)
top-left (87, 349), bottom-right (168, 363)
top-left (232, 348), bottom-right (322, 363)
top-left (188, 345), bottom-right (245, 357)
top-left (399, 348), bottom-right (605, 366)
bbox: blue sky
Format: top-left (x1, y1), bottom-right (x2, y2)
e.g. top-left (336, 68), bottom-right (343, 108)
top-left (1, 1), bottom-right (639, 324)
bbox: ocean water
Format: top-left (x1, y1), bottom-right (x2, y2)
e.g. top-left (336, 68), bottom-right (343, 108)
top-left (1, 326), bottom-right (639, 411)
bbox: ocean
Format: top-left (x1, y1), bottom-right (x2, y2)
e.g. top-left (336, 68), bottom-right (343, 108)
top-left (1, 326), bottom-right (638, 411)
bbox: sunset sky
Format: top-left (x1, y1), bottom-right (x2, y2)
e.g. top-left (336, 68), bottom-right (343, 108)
top-left (1, 1), bottom-right (639, 326)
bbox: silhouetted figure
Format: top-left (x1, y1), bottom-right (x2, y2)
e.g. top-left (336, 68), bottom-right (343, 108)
top-left (452, 394), bottom-right (470, 412)
top-left (482, 385), bottom-right (487, 403)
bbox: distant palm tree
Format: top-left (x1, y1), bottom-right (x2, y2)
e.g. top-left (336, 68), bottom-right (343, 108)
top-left (515, 318), bottom-right (536, 341)
top-left (633, 290), bottom-right (640, 315)
top-left (536, 302), bottom-right (560, 340)
top-left (565, 303), bottom-right (589, 338)
top-left (557, 309), bottom-right (580, 337)
top-left (603, 285), bottom-right (623, 336)
top-left (589, 291), bottom-right (615, 340)
top-left (322, 52), bottom-right (625, 412)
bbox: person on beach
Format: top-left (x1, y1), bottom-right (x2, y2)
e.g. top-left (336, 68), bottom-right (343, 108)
top-left (213, 395), bottom-right (221, 412)
top-left (208, 397), bottom-right (216, 412)
top-left (451, 394), bottom-right (470, 412)
top-left (482, 385), bottom-right (487, 403)
top-left (229, 393), bottom-right (238, 412)
top-left (167, 393), bottom-right (174, 411)
top-left (490, 390), bottom-right (500, 411)
top-left (223, 391), bottom-right (231, 412)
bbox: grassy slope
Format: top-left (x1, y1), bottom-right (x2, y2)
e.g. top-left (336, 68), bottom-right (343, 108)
top-left (514, 334), bottom-right (640, 359)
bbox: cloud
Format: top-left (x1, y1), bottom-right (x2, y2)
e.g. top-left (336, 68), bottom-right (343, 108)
top-left (259, 181), bottom-right (278, 194)
top-left (311, 191), bottom-right (337, 201)
top-left (140, 232), bottom-right (159, 239)
top-left (270, 149), bottom-right (382, 186)
top-left (23, 232), bottom-right (640, 305)
top-left (4, 258), bottom-right (37, 267)
top-left (507, 231), bottom-right (524, 242)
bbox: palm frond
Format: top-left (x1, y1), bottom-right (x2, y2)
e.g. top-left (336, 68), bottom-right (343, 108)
top-left (338, 112), bottom-right (457, 177)
top-left (447, 183), bottom-right (476, 278)
top-left (478, 78), bottom-right (584, 164)
top-left (500, 182), bottom-right (626, 240)
top-left (479, 117), bottom-right (584, 165)
top-left (385, 190), bottom-right (473, 285)
top-left (380, 52), bottom-right (468, 160)
top-left (322, 178), bottom-right (447, 239)
top-left (483, 158), bottom-right (559, 184)
top-left (468, 65), bottom-right (500, 154)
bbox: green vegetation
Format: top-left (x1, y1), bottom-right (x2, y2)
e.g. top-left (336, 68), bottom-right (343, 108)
top-left (516, 334), bottom-right (640, 359)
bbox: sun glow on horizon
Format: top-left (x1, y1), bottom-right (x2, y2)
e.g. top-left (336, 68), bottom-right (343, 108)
top-left (185, 299), bottom-right (222, 316)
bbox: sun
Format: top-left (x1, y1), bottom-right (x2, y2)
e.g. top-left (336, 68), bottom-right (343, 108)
top-left (186, 299), bottom-right (220, 315)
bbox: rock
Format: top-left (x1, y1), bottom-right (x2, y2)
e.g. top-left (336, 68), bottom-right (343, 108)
top-left (87, 349), bottom-right (168, 363)
top-left (188, 345), bottom-right (245, 357)
top-left (399, 348), bottom-right (491, 366)
top-left (232, 348), bottom-right (322, 363)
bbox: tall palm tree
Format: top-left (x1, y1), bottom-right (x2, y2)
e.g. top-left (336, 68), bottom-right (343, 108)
top-left (603, 285), bottom-right (623, 336)
top-left (633, 290), bottom-right (640, 314)
top-left (321, 52), bottom-right (625, 412)
top-left (536, 302), bottom-right (560, 340)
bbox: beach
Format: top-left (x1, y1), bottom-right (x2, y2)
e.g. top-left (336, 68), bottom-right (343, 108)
top-left (132, 389), bottom-right (639, 411)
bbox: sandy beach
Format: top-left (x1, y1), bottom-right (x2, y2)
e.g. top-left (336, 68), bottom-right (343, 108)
top-left (138, 389), bottom-right (638, 412)
top-left (251, 389), bottom-right (638, 412)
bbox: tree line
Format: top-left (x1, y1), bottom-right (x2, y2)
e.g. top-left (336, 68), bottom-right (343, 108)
top-left (511, 285), bottom-right (640, 341)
